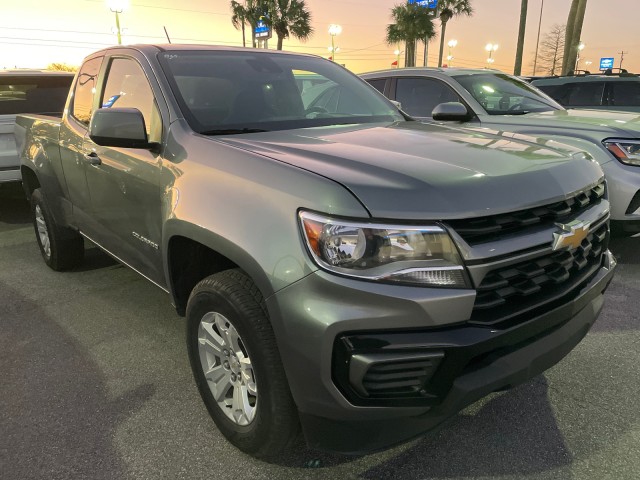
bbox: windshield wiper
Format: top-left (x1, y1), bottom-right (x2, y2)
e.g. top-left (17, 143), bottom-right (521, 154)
top-left (199, 128), bottom-right (270, 136)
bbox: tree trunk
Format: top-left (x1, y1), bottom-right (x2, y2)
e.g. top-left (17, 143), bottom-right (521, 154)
top-left (242, 23), bottom-right (246, 47)
top-left (561, 0), bottom-right (580, 74)
top-left (570, 0), bottom-right (588, 70)
top-left (514, 0), bottom-right (528, 75)
top-left (405, 40), bottom-right (416, 67)
top-left (277, 34), bottom-right (283, 50)
top-left (563, 0), bottom-right (587, 75)
top-left (252, 27), bottom-right (257, 48)
top-left (424, 37), bottom-right (429, 67)
top-left (437, 21), bottom-right (448, 67)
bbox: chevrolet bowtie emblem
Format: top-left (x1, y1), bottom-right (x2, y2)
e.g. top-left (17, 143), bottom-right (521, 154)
top-left (552, 220), bottom-right (591, 251)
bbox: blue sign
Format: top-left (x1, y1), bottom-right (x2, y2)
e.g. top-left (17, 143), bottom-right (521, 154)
top-left (599, 57), bottom-right (615, 70)
top-left (408, 0), bottom-right (438, 8)
top-left (255, 20), bottom-right (269, 38)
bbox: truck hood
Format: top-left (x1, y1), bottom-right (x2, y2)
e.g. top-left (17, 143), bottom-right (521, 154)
top-left (485, 108), bottom-right (640, 138)
top-left (217, 122), bottom-right (603, 220)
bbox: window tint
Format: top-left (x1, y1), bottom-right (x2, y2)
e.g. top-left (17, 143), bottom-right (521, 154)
top-left (0, 75), bottom-right (73, 115)
top-left (562, 82), bottom-right (605, 107)
top-left (101, 57), bottom-right (160, 141)
top-left (72, 57), bottom-right (102, 125)
top-left (366, 79), bottom-right (386, 94)
top-left (395, 78), bottom-right (459, 117)
top-left (611, 82), bottom-right (640, 106)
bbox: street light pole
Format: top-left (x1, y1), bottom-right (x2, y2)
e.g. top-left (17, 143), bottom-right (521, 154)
top-left (114, 10), bottom-right (122, 45)
top-left (447, 39), bottom-right (457, 67)
top-left (485, 43), bottom-right (498, 66)
top-left (575, 42), bottom-right (585, 72)
top-left (328, 24), bottom-right (342, 62)
top-left (107, 0), bottom-right (128, 45)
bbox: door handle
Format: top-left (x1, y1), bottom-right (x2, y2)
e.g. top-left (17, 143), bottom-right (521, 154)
top-left (83, 152), bottom-right (102, 166)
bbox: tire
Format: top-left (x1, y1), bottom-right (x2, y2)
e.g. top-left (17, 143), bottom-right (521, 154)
top-left (31, 188), bottom-right (84, 271)
top-left (186, 269), bottom-right (299, 458)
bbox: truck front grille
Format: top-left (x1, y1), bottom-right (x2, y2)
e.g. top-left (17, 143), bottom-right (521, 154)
top-left (470, 220), bottom-right (608, 327)
top-left (447, 182), bottom-right (605, 245)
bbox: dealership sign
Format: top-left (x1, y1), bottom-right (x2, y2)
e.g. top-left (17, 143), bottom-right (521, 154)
top-left (599, 57), bottom-right (615, 70)
top-left (255, 19), bottom-right (271, 40)
top-left (408, 0), bottom-right (438, 8)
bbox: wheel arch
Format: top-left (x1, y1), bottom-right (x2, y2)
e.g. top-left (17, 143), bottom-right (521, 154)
top-left (20, 165), bottom-right (41, 199)
top-left (164, 220), bottom-right (274, 317)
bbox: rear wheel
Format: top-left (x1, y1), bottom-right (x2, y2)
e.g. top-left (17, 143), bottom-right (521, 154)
top-left (186, 269), bottom-right (299, 458)
top-left (31, 188), bottom-right (84, 271)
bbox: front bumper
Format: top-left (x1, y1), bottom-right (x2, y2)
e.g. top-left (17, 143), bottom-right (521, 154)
top-left (267, 250), bottom-right (616, 454)
top-left (601, 160), bottom-right (640, 223)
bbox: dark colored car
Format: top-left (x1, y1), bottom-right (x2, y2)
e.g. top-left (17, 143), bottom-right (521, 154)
top-left (532, 73), bottom-right (640, 113)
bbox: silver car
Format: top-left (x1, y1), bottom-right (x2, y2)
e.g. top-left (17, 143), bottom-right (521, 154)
top-left (0, 70), bottom-right (73, 183)
top-left (360, 68), bottom-right (640, 235)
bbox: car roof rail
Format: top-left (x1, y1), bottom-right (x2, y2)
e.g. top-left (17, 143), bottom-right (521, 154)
top-left (566, 70), bottom-right (591, 76)
top-left (601, 68), bottom-right (637, 77)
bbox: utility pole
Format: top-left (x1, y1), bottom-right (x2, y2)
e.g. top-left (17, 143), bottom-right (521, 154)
top-left (533, 0), bottom-right (544, 75)
top-left (619, 50), bottom-right (628, 70)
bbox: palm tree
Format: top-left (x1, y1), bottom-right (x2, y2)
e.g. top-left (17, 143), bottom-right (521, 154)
top-left (230, 1), bottom-right (248, 47)
top-left (268, 0), bottom-right (313, 51)
top-left (229, 0), bottom-right (269, 48)
top-left (386, 4), bottom-right (436, 68)
top-left (514, 0), bottom-right (528, 75)
top-left (436, 0), bottom-right (473, 68)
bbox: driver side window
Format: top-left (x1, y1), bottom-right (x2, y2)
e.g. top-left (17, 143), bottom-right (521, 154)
top-left (100, 57), bottom-right (162, 143)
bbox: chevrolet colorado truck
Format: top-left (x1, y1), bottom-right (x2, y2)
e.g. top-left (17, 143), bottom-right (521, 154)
top-left (15, 45), bottom-right (616, 458)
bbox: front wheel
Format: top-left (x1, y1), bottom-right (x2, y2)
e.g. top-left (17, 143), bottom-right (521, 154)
top-left (31, 188), bottom-right (84, 271)
top-left (186, 269), bottom-right (299, 458)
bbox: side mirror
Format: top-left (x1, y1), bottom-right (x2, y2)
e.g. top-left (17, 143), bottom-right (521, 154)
top-left (89, 108), bottom-right (153, 149)
top-left (432, 102), bottom-right (471, 122)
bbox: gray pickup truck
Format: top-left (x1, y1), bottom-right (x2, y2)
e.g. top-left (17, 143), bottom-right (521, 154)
top-left (16, 45), bottom-right (616, 458)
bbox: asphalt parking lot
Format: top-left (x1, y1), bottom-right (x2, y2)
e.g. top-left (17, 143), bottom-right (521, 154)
top-left (1, 181), bottom-right (638, 480)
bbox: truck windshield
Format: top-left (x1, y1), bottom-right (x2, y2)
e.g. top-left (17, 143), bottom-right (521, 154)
top-left (0, 75), bottom-right (73, 115)
top-left (158, 50), bottom-right (404, 134)
top-left (452, 73), bottom-right (563, 115)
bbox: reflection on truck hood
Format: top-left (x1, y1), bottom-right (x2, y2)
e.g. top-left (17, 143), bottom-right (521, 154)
top-left (488, 108), bottom-right (640, 137)
top-left (218, 122), bottom-right (604, 220)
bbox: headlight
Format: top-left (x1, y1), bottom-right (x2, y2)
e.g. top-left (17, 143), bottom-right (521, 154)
top-left (299, 211), bottom-right (469, 288)
top-left (603, 139), bottom-right (640, 166)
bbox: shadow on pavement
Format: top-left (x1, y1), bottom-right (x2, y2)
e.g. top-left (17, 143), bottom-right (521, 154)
top-left (0, 182), bottom-right (30, 226)
top-left (267, 378), bottom-right (572, 475)
top-left (0, 282), bottom-right (154, 480)
top-left (608, 235), bottom-right (639, 265)
top-left (360, 378), bottom-right (571, 479)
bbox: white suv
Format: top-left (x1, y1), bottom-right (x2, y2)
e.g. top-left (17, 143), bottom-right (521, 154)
top-left (0, 70), bottom-right (73, 183)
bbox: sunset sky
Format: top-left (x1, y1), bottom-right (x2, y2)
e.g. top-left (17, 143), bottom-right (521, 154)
top-left (1, 0), bottom-right (638, 74)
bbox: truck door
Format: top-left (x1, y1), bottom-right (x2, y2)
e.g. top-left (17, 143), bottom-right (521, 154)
top-left (58, 56), bottom-right (103, 232)
top-left (82, 56), bottom-right (165, 286)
